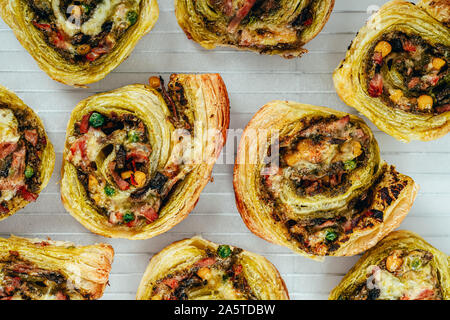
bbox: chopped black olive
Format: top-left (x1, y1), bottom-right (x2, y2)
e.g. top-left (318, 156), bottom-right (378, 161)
top-left (41, 272), bottom-right (65, 285)
top-left (72, 33), bottom-right (90, 45)
top-left (115, 145), bottom-right (127, 170)
top-left (391, 38), bottom-right (403, 52)
top-left (0, 157), bottom-right (12, 177)
top-left (130, 185), bottom-right (150, 200)
top-left (101, 120), bottom-right (124, 135)
top-left (372, 209), bottom-right (384, 221)
top-left (285, 219), bottom-right (297, 228)
top-left (149, 172), bottom-right (168, 193)
top-left (102, 21), bottom-right (113, 33)
top-left (368, 288), bottom-right (380, 300)
top-left (330, 138), bottom-right (346, 144)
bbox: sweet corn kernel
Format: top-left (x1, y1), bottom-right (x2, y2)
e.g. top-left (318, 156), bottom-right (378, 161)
top-left (134, 171), bottom-right (146, 188)
top-left (149, 76), bottom-right (161, 88)
top-left (374, 41), bottom-right (392, 58)
top-left (88, 174), bottom-right (98, 189)
top-left (352, 141), bottom-right (362, 158)
top-left (389, 89), bottom-right (403, 104)
top-left (76, 44), bottom-right (91, 55)
top-left (197, 267), bottom-right (212, 280)
top-left (121, 171), bottom-right (133, 180)
top-left (432, 57), bottom-right (446, 70)
top-left (417, 95), bottom-right (433, 111)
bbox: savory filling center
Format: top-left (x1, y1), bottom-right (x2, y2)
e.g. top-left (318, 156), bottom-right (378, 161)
top-left (350, 249), bottom-right (442, 300)
top-left (29, 0), bottom-right (141, 62)
top-left (66, 110), bottom-right (187, 227)
top-left (0, 107), bottom-right (46, 215)
top-left (150, 245), bottom-right (256, 300)
top-left (260, 115), bottom-right (391, 256)
top-left (201, 0), bottom-right (318, 51)
top-left (367, 31), bottom-right (449, 114)
top-left (0, 250), bottom-right (84, 300)
top-left (264, 115), bottom-right (369, 197)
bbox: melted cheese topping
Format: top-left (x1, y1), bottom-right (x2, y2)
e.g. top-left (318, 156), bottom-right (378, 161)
top-left (0, 108), bottom-right (20, 144)
top-left (193, 268), bottom-right (247, 300)
top-left (50, 0), bottom-right (139, 37)
top-left (368, 265), bottom-right (436, 300)
top-left (81, 0), bottom-right (123, 36)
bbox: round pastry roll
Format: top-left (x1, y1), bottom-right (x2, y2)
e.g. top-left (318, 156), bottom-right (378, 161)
top-left (233, 101), bottom-right (419, 260)
top-left (136, 236), bottom-right (289, 300)
top-left (0, 0), bottom-right (159, 86)
top-left (61, 74), bottom-right (230, 239)
top-left (329, 230), bottom-right (449, 300)
top-left (175, 0), bottom-right (334, 58)
top-left (0, 235), bottom-right (114, 300)
top-left (333, 0), bottom-right (450, 142)
top-left (0, 86), bottom-right (55, 221)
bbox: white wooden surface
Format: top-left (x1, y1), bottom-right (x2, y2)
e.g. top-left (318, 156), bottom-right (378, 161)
top-left (0, 0), bottom-right (448, 300)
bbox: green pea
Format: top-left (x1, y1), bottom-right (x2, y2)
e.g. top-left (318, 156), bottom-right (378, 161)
top-left (24, 166), bottom-right (34, 179)
top-left (325, 230), bottom-right (338, 242)
top-left (411, 259), bottom-right (422, 271)
top-left (344, 159), bottom-right (357, 171)
top-left (217, 245), bottom-right (232, 258)
top-left (127, 11), bottom-right (138, 25)
top-left (82, 4), bottom-right (90, 14)
top-left (123, 212), bottom-right (135, 223)
top-left (104, 185), bottom-right (115, 196)
top-left (128, 131), bottom-right (140, 143)
top-left (89, 112), bottom-right (105, 128)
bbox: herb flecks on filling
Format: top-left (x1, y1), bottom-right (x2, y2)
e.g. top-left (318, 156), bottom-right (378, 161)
top-left (348, 249), bottom-right (443, 300)
top-left (0, 107), bottom-right (46, 215)
top-left (367, 31), bottom-right (449, 114)
top-left (150, 245), bottom-right (257, 300)
top-left (260, 115), bottom-right (393, 256)
top-left (0, 250), bottom-right (86, 300)
top-left (201, 0), bottom-right (318, 53)
top-left (29, 0), bottom-right (141, 63)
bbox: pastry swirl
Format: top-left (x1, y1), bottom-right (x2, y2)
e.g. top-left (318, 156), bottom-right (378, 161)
top-left (0, 85), bottom-right (55, 221)
top-left (0, 235), bottom-right (114, 300)
top-left (175, 0), bottom-right (334, 58)
top-left (61, 74), bottom-right (230, 239)
top-left (0, 0), bottom-right (159, 86)
top-left (334, 0), bottom-right (450, 142)
top-left (329, 230), bottom-right (449, 300)
top-left (233, 101), bottom-right (418, 259)
top-left (136, 236), bottom-right (289, 300)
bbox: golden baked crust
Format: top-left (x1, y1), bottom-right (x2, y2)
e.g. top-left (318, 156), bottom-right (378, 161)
top-left (329, 230), bottom-right (450, 300)
top-left (0, 235), bottom-right (114, 300)
top-left (0, 85), bottom-right (55, 221)
top-left (136, 236), bottom-right (289, 300)
top-left (333, 0), bottom-right (450, 142)
top-left (61, 74), bottom-right (230, 239)
top-left (233, 101), bottom-right (418, 260)
top-left (175, 0), bottom-right (334, 58)
top-left (0, 0), bottom-right (159, 87)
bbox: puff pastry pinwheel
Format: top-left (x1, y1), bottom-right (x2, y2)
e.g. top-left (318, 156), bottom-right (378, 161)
top-left (333, 0), bottom-right (450, 142)
top-left (136, 236), bottom-right (289, 300)
top-left (233, 101), bottom-right (418, 260)
top-left (0, 0), bottom-right (159, 86)
top-left (0, 235), bottom-right (114, 300)
top-left (61, 74), bottom-right (230, 239)
top-left (0, 86), bottom-right (55, 221)
top-left (329, 230), bottom-right (449, 300)
top-left (175, 0), bottom-right (334, 58)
